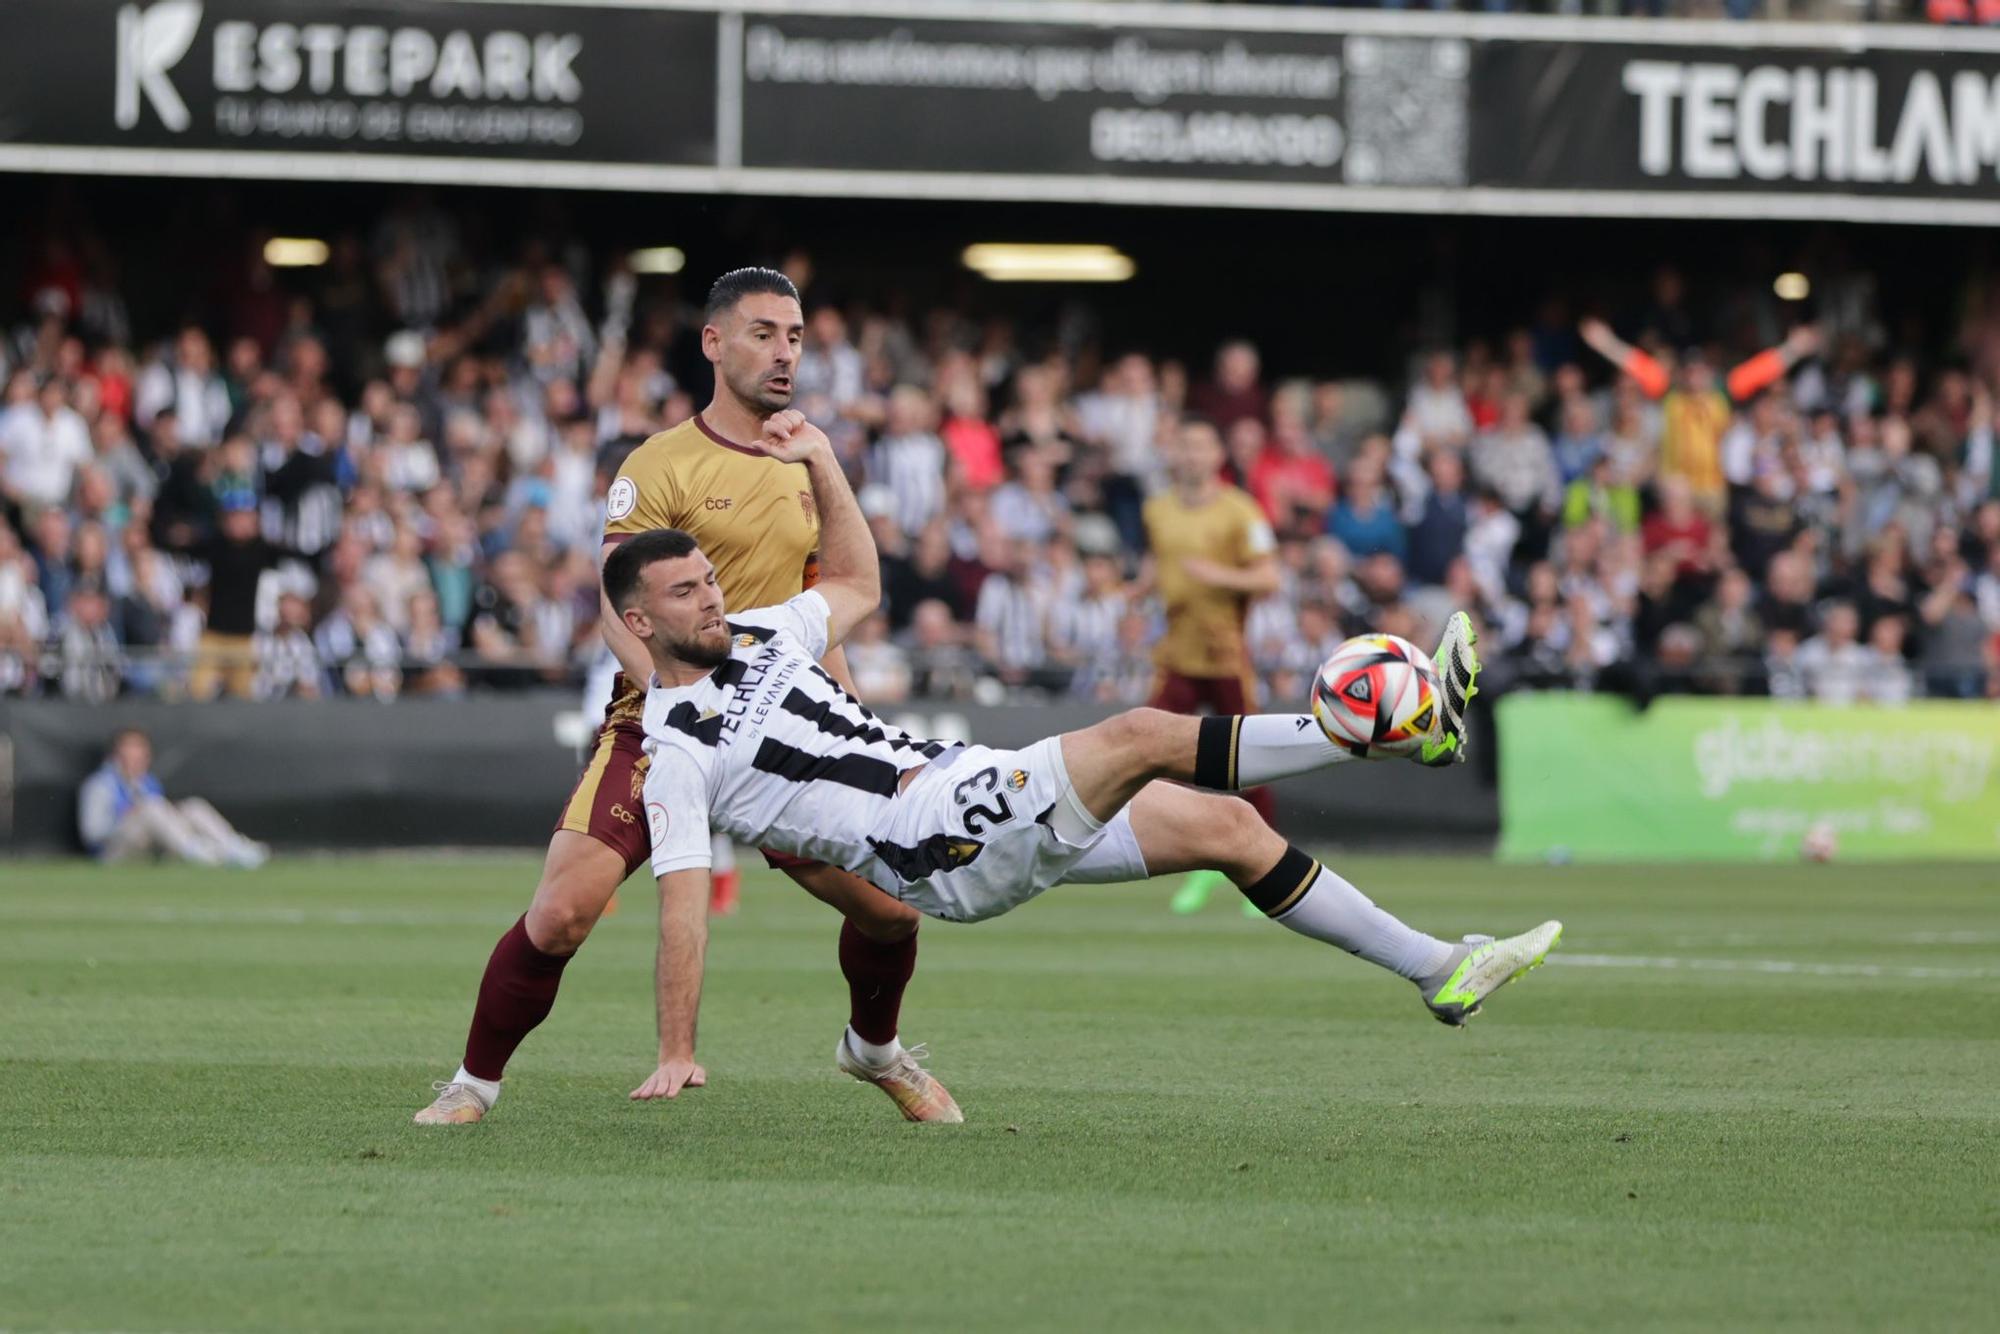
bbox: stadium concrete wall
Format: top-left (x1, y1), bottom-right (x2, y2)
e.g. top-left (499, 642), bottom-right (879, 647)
top-left (0, 697), bottom-right (1496, 855)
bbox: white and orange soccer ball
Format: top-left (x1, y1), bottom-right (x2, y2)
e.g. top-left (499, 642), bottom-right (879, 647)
top-left (1310, 633), bottom-right (1444, 760)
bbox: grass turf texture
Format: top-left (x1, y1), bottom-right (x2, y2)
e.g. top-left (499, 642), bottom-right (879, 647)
top-left (2, 856), bottom-right (1997, 1333)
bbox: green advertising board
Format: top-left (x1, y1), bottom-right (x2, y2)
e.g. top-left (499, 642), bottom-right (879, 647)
top-left (1498, 694), bottom-right (2000, 863)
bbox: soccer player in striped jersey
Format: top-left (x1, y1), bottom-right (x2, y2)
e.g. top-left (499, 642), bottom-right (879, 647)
top-left (415, 270), bottom-right (956, 1128)
top-left (611, 410), bottom-right (1561, 1064)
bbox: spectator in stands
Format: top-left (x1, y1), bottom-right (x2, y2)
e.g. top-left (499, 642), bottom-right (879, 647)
top-left (1797, 601), bottom-right (1873, 704)
top-left (991, 445), bottom-right (1070, 546)
top-left (1188, 339), bottom-right (1268, 434)
top-left (317, 584), bottom-right (402, 699)
top-left (135, 326), bottom-right (231, 447)
top-left (1405, 350), bottom-right (1473, 453)
top-left (57, 580), bottom-right (120, 702)
top-left (7, 184), bottom-right (2000, 718)
top-left (1245, 402), bottom-right (1336, 537)
top-left (255, 591), bottom-right (325, 700)
top-left (845, 611), bottom-right (912, 704)
top-left (1406, 449), bottom-right (1470, 586)
top-left (1327, 452), bottom-right (1405, 561)
top-left (1472, 390), bottom-right (1560, 554)
top-left (2, 373), bottom-right (93, 510)
top-left (872, 384), bottom-right (949, 537)
top-left (1694, 568), bottom-right (1766, 695)
top-left (184, 491), bottom-right (295, 700)
top-left (77, 728), bottom-right (269, 867)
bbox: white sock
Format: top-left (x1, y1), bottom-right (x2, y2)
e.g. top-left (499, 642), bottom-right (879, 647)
top-left (1269, 864), bottom-right (1453, 981)
top-left (844, 1026), bottom-right (903, 1070)
top-left (1227, 715), bottom-right (1357, 787)
top-left (452, 1065), bottom-right (502, 1108)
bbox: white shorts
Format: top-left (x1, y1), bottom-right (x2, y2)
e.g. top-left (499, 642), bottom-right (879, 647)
top-left (866, 738), bottom-right (1150, 924)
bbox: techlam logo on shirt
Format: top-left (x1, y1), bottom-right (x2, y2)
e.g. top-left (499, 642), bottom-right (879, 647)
top-left (115, 1), bottom-right (202, 131)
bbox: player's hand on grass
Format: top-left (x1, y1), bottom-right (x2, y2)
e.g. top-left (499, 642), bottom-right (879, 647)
top-left (630, 1059), bottom-right (708, 1101)
top-left (755, 409), bottom-right (831, 464)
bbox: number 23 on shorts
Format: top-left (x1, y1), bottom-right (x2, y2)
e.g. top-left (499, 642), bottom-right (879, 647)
top-left (951, 766), bottom-right (1019, 836)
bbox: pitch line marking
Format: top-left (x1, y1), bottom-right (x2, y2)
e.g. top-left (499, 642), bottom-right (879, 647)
top-left (1550, 953), bottom-right (2000, 981)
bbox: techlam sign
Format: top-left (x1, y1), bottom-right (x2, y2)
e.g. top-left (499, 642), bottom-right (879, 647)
top-left (1622, 60), bottom-right (2000, 188)
top-left (0, 0), bottom-right (716, 169)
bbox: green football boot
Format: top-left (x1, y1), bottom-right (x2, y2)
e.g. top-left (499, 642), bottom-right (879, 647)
top-left (1419, 610), bottom-right (1481, 767)
top-left (1417, 921), bottom-right (1564, 1027)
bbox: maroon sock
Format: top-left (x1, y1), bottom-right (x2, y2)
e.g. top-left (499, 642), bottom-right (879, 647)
top-left (840, 919), bottom-right (917, 1046)
top-left (1244, 784), bottom-right (1277, 828)
top-left (462, 915), bottom-right (573, 1082)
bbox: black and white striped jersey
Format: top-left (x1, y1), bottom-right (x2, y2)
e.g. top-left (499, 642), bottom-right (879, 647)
top-left (639, 590), bottom-right (953, 879)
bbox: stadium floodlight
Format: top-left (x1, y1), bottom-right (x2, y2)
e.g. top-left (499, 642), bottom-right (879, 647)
top-left (263, 238), bottom-right (329, 268)
top-left (1774, 272), bottom-right (1811, 301)
top-left (962, 244), bottom-right (1136, 283)
top-left (629, 247), bottom-right (687, 275)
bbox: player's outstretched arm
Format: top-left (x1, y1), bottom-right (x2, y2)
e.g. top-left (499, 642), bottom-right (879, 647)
top-left (751, 410), bottom-right (880, 648)
top-left (631, 867), bottom-right (711, 1101)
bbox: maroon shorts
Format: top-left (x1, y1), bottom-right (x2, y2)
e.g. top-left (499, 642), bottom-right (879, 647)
top-left (558, 673), bottom-right (826, 878)
top-left (556, 678), bottom-right (651, 879)
top-left (1148, 670), bottom-right (1256, 716)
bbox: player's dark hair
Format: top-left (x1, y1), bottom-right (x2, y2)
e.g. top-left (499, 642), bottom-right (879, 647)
top-left (704, 267), bottom-right (800, 326)
top-left (602, 528), bottom-right (701, 611)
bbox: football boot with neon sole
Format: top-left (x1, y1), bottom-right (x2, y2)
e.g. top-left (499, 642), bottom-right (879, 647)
top-left (412, 1081), bottom-right (490, 1125)
top-left (835, 1033), bottom-right (964, 1123)
top-left (1417, 921), bottom-right (1564, 1027)
top-left (1419, 611), bottom-right (1481, 767)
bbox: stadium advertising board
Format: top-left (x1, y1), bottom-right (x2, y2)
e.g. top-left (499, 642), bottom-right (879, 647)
top-left (0, 0), bottom-right (717, 175)
top-left (1498, 694), bottom-right (2000, 863)
top-left (735, 15), bottom-right (1466, 190)
top-left (1475, 40), bottom-right (2000, 207)
top-left (2, 3), bottom-right (1998, 222)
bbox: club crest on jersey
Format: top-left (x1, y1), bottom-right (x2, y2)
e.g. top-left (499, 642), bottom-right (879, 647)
top-left (646, 801), bottom-right (668, 845)
top-left (606, 476), bottom-right (638, 520)
top-left (1006, 769), bottom-right (1028, 792)
top-left (798, 490), bottom-right (817, 524)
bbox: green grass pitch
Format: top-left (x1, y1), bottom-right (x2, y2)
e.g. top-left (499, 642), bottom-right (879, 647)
top-left (3, 854), bottom-right (1998, 1332)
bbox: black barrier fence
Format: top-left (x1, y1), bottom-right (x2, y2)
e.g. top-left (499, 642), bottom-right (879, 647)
top-left (1, 3), bottom-right (1997, 223)
top-left (0, 696), bottom-right (1497, 855)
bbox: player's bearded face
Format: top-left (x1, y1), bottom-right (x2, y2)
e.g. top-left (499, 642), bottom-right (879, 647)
top-left (663, 615), bottom-right (731, 669)
top-left (641, 559), bottom-right (731, 668)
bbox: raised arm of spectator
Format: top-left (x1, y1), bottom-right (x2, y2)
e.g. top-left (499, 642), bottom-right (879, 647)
top-left (585, 330), bottom-right (626, 412)
top-left (1724, 326), bottom-right (1820, 403)
top-left (751, 410), bottom-right (879, 648)
top-left (1579, 318), bottom-right (1670, 400)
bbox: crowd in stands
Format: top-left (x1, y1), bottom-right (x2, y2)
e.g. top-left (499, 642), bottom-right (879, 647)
top-left (3, 196), bottom-right (1998, 712)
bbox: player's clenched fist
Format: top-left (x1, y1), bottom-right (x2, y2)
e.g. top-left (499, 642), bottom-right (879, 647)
top-left (630, 1058), bottom-right (708, 1101)
top-left (754, 410), bottom-right (830, 463)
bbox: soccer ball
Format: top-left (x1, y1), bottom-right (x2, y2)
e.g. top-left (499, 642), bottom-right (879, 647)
top-left (1311, 634), bottom-right (1443, 760)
